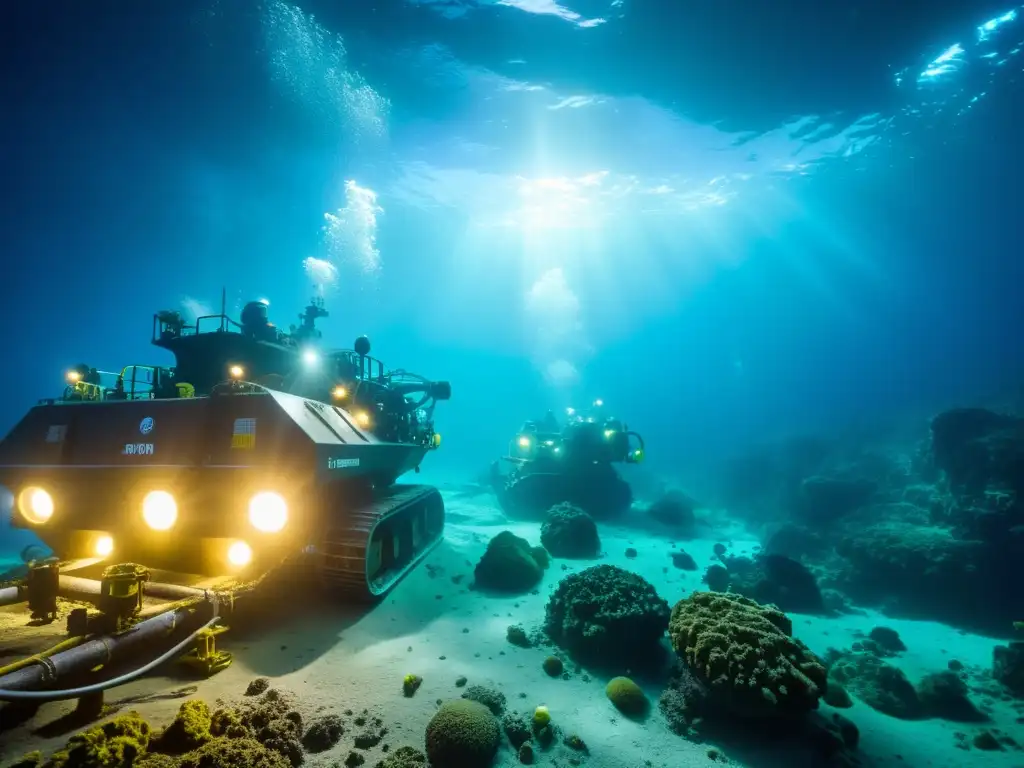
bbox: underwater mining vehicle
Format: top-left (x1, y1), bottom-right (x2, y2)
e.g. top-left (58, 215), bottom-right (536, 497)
top-left (490, 400), bottom-right (645, 520)
top-left (0, 295), bottom-right (452, 602)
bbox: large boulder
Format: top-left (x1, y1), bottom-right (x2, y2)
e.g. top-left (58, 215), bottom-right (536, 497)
top-left (473, 531), bottom-right (549, 593)
top-left (540, 503), bottom-right (600, 559)
top-left (710, 553), bottom-right (827, 615)
top-left (646, 490), bottom-right (698, 533)
top-left (827, 651), bottom-right (921, 719)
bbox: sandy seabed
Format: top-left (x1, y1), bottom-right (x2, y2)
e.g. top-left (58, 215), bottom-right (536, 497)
top-left (1, 486), bottom-right (1023, 768)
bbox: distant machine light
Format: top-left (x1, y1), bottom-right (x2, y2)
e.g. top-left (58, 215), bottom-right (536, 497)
top-left (604, 429), bottom-right (615, 439)
top-left (248, 491), bottom-right (288, 533)
top-left (594, 399), bottom-right (604, 407)
top-left (565, 407), bottom-right (575, 416)
top-left (95, 535), bottom-right (114, 557)
top-left (355, 411), bottom-right (371, 427)
top-left (332, 386), bottom-right (348, 400)
top-left (227, 541), bottom-right (253, 567)
top-left (18, 487), bottom-right (54, 525)
top-left (142, 490), bottom-right (178, 531)
top-left (544, 440), bottom-right (555, 446)
top-left (303, 350), bottom-right (319, 365)
top-left (66, 370), bottom-right (82, 383)
top-left (229, 365), bottom-right (244, 379)
top-left (518, 436), bottom-right (531, 449)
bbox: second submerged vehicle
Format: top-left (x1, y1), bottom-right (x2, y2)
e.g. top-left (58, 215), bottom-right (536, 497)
top-left (0, 295), bottom-right (451, 600)
top-left (490, 400), bottom-right (644, 519)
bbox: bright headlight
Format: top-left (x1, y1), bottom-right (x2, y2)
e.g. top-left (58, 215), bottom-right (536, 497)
top-left (18, 486), bottom-right (54, 525)
top-left (227, 540), bottom-right (253, 567)
top-left (142, 490), bottom-right (178, 530)
top-left (95, 535), bottom-right (114, 557)
top-left (248, 491), bottom-right (288, 533)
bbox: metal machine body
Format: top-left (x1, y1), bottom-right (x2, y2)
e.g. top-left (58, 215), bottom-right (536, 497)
top-left (491, 401), bottom-right (645, 520)
top-left (0, 296), bottom-right (451, 599)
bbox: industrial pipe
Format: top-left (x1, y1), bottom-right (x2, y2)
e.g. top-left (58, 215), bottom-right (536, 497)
top-left (0, 585), bottom-right (21, 606)
top-left (0, 603), bottom-right (213, 697)
top-left (0, 617), bottom-right (220, 702)
top-left (57, 575), bottom-right (206, 601)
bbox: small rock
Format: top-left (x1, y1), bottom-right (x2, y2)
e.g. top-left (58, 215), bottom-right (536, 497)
top-left (518, 741), bottom-right (535, 764)
top-left (542, 656), bottom-right (564, 677)
top-left (507, 624), bottom-right (531, 647)
top-left (245, 678), bottom-right (270, 696)
top-left (869, 626), bottom-right (906, 654)
top-left (973, 730), bottom-right (1003, 751)
top-left (670, 551), bottom-right (697, 571)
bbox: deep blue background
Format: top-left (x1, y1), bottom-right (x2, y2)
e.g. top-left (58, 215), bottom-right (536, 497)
top-left (1, 0), bottom-right (1021, 486)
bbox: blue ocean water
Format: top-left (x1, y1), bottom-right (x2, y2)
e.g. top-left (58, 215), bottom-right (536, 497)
top-left (1, 0), bottom-right (1022, 478)
top-left (1, 1), bottom-right (1023, 766)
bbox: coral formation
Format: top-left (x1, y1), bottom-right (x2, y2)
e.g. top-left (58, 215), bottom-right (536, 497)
top-left (375, 746), bottom-right (427, 767)
top-left (659, 656), bottom-right (860, 766)
top-left (154, 700), bottom-right (213, 754)
top-left (424, 699), bottom-right (500, 768)
top-left (37, 712), bottom-right (153, 767)
top-left (539, 503), bottom-right (601, 559)
top-left (667, 591), bottom-right (827, 718)
top-left (658, 661), bottom-right (707, 734)
top-left (605, 676), bottom-right (648, 716)
top-left (545, 564), bottom-right (670, 666)
top-left (473, 530), bottom-right (548, 592)
top-left (714, 405), bottom-right (1024, 633)
top-left (506, 624), bottom-right (531, 647)
top-left (501, 711), bottom-right (532, 749)
top-left (402, 674), bottom-right (423, 697)
top-left (460, 684), bottom-right (507, 716)
top-left (244, 678), bottom-right (269, 696)
top-left (178, 737), bottom-right (290, 768)
top-left (302, 714), bottom-right (344, 752)
top-left (542, 656), bottom-right (563, 677)
top-left (10, 689), bottom-right (324, 768)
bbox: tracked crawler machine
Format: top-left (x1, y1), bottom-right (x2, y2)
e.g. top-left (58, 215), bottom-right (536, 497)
top-left (0, 295), bottom-right (451, 600)
top-left (490, 400), bottom-right (645, 520)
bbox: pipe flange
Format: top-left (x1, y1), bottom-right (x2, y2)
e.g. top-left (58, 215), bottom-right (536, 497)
top-left (37, 655), bottom-right (58, 684)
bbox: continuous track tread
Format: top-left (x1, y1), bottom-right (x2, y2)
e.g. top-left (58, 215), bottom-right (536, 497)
top-left (315, 484), bottom-right (444, 599)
